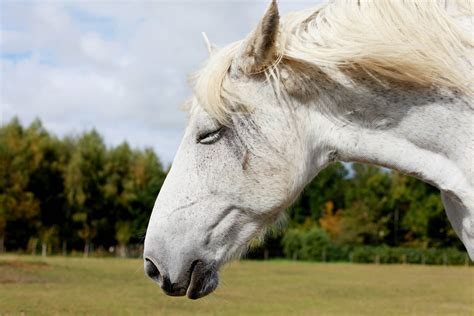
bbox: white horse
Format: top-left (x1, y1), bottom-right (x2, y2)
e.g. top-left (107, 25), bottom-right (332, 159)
top-left (144, 0), bottom-right (473, 299)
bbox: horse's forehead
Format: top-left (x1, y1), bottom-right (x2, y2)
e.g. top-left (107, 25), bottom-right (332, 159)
top-left (186, 100), bottom-right (220, 130)
top-left (185, 97), bottom-right (205, 120)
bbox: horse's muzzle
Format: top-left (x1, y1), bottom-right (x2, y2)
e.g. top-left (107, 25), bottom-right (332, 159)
top-left (186, 260), bottom-right (219, 299)
top-left (144, 257), bottom-right (219, 299)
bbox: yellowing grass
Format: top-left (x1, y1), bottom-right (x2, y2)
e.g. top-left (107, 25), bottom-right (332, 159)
top-left (0, 255), bottom-right (473, 315)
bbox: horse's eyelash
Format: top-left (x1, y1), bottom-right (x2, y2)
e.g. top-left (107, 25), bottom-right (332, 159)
top-left (197, 127), bottom-right (224, 144)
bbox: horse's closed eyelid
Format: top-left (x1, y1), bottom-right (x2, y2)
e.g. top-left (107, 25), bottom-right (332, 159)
top-left (197, 127), bottom-right (224, 144)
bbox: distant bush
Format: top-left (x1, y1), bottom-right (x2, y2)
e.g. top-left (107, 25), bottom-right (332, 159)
top-left (326, 244), bottom-right (352, 262)
top-left (281, 229), bottom-right (470, 266)
top-left (352, 246), bottom-right (378, 263)
top-left (442, 248), bottom-right (468, 265)
top-left (299, 228), bottom-right (330, 261)
top-left (282, 227), bottom-right (331, 261)
top-left (349, 246), bottom-right (470, 266)
top-left (281, 229), bottom-right (303, 260)
top-left (404, 248), bottom-right (423, 264)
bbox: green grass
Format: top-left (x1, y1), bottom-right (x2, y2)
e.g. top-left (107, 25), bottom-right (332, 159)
top-left (0, 255), bottom-right (473, 315)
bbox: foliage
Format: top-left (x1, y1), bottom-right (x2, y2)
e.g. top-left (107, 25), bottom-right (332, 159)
top-left (281, 229), bottom-right (469, 265)
top-left (299, 227), bottom-right (330, 261)
top-left (349, 246), bottom-right (470, 265)
top-left (282, 227), bottom-right (330, 261)
top-left (288, 163), bottom-right (348, 223)
top-left (0, 119), bottom-right (42, 252)
top-left (0, 118), bottom-right (166, 255)
top-left (0, 117), bottom-right (465, 259)
top-left (115, 221), bottom-right (133, 246)
top-left (319, 200), bottom-right (341, 239)
top-left (281, 229), bottom-right (303, 260)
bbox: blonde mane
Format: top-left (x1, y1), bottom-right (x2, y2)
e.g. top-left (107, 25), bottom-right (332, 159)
top-left (192, 0), bottom-right (474, 124)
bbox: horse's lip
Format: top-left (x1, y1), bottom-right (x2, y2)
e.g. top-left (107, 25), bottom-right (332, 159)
top-left (162, 288), bottom-right (187, 296)
top-left (186, 260), bottom-right (219, 299)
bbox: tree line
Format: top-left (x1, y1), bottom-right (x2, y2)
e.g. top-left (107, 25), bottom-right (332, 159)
top-left (0, 118), bottom-right (464, 258)
top-left (1, 118), bottom-right (166, 256)
top-left (250, 158), bottom-right (465, 262)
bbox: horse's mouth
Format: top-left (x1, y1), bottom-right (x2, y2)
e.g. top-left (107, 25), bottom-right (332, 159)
top-left (186, 260), bottom-right (219, 299)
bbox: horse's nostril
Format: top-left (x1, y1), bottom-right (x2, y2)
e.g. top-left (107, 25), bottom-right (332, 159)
top-left (189, 259), bottom-right (201, 276)
top-left (144, 258), bottom-right (161, 282)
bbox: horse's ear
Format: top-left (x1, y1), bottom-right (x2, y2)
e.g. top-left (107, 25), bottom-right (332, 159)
top-left (233, 0), bottom-right (279, 75)
top-left (201, 32), bottom-right (217, 55)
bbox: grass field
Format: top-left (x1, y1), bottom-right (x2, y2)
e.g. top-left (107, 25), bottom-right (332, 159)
top-left (0, 255), bottom-right (473, 315)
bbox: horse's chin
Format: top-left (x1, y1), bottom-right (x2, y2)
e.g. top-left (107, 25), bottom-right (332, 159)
top-left (186, 260), bottom-right (219, 300)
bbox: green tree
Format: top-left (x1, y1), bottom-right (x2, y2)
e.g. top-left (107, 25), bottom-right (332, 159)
top-left (64, 130), bottom-right (106, 256)
top-left (0, 118), bottom-right (40, 252)
top-left (23, 120), bottom-right (70, 255)
top-left (289, 162), bottom-right (348, 224)
top-left (115, 221), bottom-right (133, 257)
top-left (128, 148), bottom-right (166, 241)
top-left (394, 174), bottom-right (460, 248)
top-left (338, 164), bottom-right (393, 245)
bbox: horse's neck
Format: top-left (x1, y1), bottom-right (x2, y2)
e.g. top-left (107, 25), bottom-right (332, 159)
top-left (311, 84), bottom-right (474, 205)
top-left (313, 85), bottom-right (474, 258)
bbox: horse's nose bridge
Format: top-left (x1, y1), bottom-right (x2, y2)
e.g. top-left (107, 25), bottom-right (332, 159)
top-left (144, 174), bottom-right (214, 282)
top-left (145, 222), bottom-right (200, 272)
top-left (144, 241), bottom-right (196, 286)
top-left (151, 182), bottom-right (202, 223)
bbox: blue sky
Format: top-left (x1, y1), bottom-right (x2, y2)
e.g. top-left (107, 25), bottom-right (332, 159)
top-left (1, 0), bottom-right (318, 164)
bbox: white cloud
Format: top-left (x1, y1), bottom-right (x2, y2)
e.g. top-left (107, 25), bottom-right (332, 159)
top-left (1, 0), bottom-right (319, 163)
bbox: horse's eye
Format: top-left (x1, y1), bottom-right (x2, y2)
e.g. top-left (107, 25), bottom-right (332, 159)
top-left (197, 127), bottom-right (224, 144)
